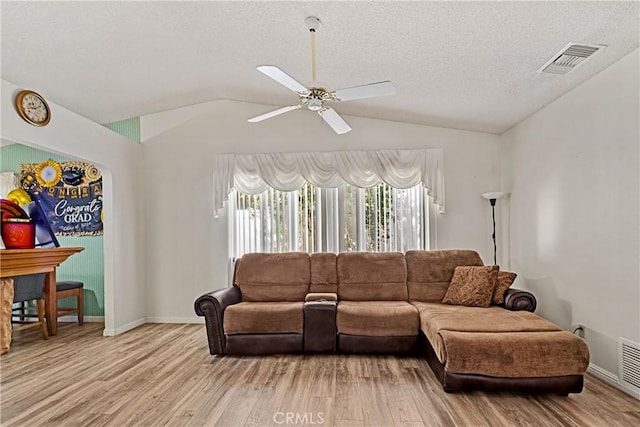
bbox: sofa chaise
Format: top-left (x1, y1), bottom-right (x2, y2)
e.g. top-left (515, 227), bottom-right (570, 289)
top-left (194, 250), bottom-right (589, 394)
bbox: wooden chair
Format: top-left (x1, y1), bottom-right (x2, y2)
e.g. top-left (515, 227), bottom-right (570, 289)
top-left (11, 274), bottom-right (48, 340)
top-left (56, 280), bottom-right (84, 325)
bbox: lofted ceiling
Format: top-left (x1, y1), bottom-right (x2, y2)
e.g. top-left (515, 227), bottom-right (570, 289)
top-left (1, 1), bottom-right (638, 134)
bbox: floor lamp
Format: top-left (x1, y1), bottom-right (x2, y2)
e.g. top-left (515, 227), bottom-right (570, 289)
top-left (482, 192), bottom-right (505, 265)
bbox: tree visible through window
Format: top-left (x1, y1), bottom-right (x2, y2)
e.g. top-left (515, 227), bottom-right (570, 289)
top-left (229, 182), bottom-right (429, 258)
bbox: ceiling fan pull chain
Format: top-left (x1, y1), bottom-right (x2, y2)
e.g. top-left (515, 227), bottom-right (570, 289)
top-left (310, 28), bottom-right (317, 82)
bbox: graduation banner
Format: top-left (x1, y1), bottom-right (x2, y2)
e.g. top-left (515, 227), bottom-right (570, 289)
top-left (20, 160), bottom-right (103, 236)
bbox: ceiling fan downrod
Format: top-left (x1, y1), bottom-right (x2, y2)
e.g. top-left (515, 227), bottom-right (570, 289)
top-left (305, 16), bottom-right (321, 82)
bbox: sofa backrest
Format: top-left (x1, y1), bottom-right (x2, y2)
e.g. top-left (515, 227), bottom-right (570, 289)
top-left (310, 253), bottom-right (338, 293)
top-left (405, 250), bottom-right (484, 301)
top-left (337, 252), bottom-right (408, 301)
top-left (234, 252), bottom-right (310, 302)
top-left (233, 250), bottom-right (484, 302)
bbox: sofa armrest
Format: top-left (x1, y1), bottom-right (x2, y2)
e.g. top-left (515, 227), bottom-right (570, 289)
top-left (194, 286), bottom-right (242, 355)
top-left (305, 292), bottom-right (338, 302)
top-left (503, 288), bottom-right (537, 313)
top-left (304, 299), bottom-right (337, 352)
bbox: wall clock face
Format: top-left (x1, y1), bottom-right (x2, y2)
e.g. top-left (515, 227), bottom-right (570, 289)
top-left (15, 90), bottom-right (51, 126)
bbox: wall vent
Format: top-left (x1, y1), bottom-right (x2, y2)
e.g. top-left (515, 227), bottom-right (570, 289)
top-left (538, 43), bottom-right (605, 75)
top-left (619, 338), bottom-right (640, 397)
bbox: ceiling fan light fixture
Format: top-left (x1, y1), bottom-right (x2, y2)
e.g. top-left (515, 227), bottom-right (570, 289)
top-left (308, 98), bottom-right (323, 111)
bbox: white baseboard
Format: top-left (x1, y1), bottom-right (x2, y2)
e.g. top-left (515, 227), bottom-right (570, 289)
top-left (101, 317), bottom-right (203, 335)
top-left (102, 317), bottom-right (146, 336)
top-left (588, 363), bottom-right (640, 400)
top-left (588, 363), bottom-right (618, 383)
top-left (145, 317), bottom-right (204, 324)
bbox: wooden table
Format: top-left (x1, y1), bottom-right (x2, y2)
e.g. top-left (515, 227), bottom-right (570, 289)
top-left (0, 247), bottom-right (84, 335)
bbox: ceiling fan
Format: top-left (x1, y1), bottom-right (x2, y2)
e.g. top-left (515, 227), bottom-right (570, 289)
top-left (248, 16), bottom-right (396, 135)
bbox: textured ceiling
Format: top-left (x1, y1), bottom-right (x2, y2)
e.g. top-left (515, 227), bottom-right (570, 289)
top-left (1, 1), bottom-right (638, 134)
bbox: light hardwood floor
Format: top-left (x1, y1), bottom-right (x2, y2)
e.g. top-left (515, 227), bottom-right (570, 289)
top-left (1, 323), bottom-right (638, 427)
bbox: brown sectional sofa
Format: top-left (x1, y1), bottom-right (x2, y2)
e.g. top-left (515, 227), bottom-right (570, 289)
top-left (195, 250), bottom-right (589, 394)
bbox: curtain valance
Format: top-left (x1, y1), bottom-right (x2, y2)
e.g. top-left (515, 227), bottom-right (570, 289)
top-left (213, 149), bottom-right (445, 216)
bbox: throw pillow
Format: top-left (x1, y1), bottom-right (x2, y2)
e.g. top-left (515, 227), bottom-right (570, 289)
top-left (442, 265), bottom-right (499, 308)
top-left (492, 271), bottom-right (518, 305)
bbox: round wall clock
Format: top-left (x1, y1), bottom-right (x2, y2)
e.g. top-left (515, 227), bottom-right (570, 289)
top-left (15, 90), bottom-right (51, 126)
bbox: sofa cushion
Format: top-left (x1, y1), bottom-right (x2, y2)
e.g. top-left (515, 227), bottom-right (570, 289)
top-left (337, 301), bottom-right (419, 336)
top-left (412, 301), bottom-right (565, 364)
top-left (405, 250), bottom-right (484, 302)
top-left (492, 271), bottom-right (517, 305)
top-left (415, 301), bottom-right (589, 378)
top-left (442, 265), bottom-right (499, 307)
top-left (310, 252), bottom-right (337, 293)
top-left (223, 302), bottom-right (304, 334)
top-left (439, 330), bottom-right (590, 378)
top-left (234, 252), bottom-right (310, 302)
top-left (337, 252), bottom-right (408, 301)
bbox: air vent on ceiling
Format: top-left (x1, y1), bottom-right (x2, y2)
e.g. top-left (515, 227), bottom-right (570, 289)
top-left (538, 43), bottom-right (605, 75)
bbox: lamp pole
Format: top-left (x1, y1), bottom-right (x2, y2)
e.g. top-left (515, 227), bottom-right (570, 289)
top-left (489, 197), bottom-right (497, 265)
top-left (482, 192), bottom-right (505, 266)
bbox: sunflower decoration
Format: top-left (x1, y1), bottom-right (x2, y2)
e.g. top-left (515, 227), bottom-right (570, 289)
top-left (85, 164), bottom-right (102, 182)
top-left (35, 160), bottom-right (62, 187)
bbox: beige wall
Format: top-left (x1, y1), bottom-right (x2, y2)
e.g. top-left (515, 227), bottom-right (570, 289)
top-left (140, 100), bottom-right (503, 322)
top-left (501, 49), bottom-right (640, 379)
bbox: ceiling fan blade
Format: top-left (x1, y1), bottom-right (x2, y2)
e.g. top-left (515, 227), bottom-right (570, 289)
top-left (257, 65), bottom-right (308, 93)
top-left (319, 108), bottom-right (352, 134)
top-left (333, 81), bottom-right (396, 102)
top-left (248, 105), bottom-right (301, 122)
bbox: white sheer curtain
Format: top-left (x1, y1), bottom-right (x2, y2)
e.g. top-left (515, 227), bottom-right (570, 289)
top-left (213, 149), bottom-right (445, 217)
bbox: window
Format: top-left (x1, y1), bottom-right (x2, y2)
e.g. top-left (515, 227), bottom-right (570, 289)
top-left (229, 182), bottom-right (433, 258)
